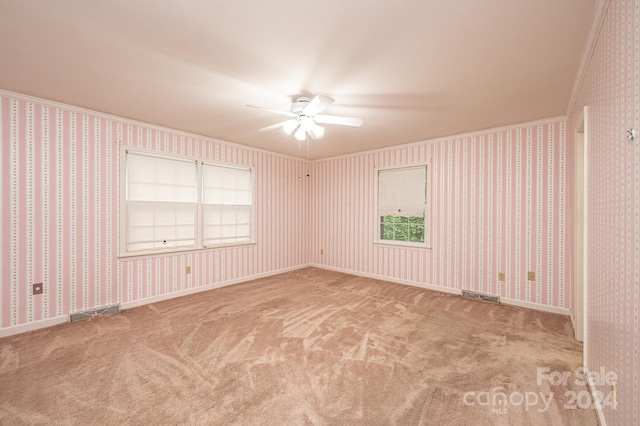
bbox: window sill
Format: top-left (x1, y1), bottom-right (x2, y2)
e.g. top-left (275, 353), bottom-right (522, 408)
top-left (373, 241), bottom-right (432, 250)
top-left (118, 242), bottom-right (256, 261)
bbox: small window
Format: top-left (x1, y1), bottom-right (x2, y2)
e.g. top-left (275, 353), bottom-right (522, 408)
top-left (376, 165), bottom-right (429, 247)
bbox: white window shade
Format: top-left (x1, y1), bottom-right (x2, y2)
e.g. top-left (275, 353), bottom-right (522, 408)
top-left (127, 153), bottom-right (196, 202)
top-left (126, 152), bottom-right (197, 252)
top-left (202, 163), bottom-right (252, 246)
top-left (378, 166), bottom-right (426, 217)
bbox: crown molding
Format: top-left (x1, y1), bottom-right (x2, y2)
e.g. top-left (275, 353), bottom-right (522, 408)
top-left (313, 115), bottom-right (568, 163)
top-left (566, 0), bottom-right (611, 117)
top-left (0, 88), bottom-right (306, 163)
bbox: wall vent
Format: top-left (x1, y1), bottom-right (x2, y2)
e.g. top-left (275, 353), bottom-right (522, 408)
top-left (69, 304), bottom-right (120, 322)
top-left (461, 290), bottom-right (500, 304)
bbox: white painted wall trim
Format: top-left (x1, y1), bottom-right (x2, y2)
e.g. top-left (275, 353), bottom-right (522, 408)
top-left (309, 263), bottom-right (460, 295)
top-left (120, 264), bottom-right (307, 310)
top-left (585, 366), bottom-right (608, 426)
top-left (313, 116), bottom-right (568, 162)
top-left (0, 315), bottom-right (69, 339)
top-left (500, 297), bottom-right (571, 316)
top-left (1, 263), bottom-right (572, 338)
top-left (0, 89), bottom-right (304, 162)
top-left (582, 106), bottom-right (590, 366)
top-left (0, 265), bottom-right (307, 338)
top-left (566, 0), bottom-right (611, 117)
top-left (0, 97), bottom-right (3, 332)
top-left (310, 264), bottom-right (571, 316)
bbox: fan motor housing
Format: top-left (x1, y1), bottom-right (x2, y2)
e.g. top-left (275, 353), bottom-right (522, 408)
top-left (291, 97), bottom-right (311, 114)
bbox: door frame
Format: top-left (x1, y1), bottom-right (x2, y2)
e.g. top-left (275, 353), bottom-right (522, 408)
top-left (573, 106), bottom-right (588, 345)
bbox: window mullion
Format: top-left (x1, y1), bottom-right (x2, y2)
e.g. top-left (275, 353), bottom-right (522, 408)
top-left (196, 161), bottom-right (203, 250)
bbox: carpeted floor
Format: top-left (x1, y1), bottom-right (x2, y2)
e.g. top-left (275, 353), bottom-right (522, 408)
top-left (0, 267), bottom-right (597, 425)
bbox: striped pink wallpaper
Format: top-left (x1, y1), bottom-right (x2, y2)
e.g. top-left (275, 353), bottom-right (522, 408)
top-left (309, 120), bottom-right (573, 310)
top-left (571, 0), bottom-right (639, 424)
top-left (0, 92), bottom-right (576, 336)
top-left (1, 93), bottom-right (309, 331)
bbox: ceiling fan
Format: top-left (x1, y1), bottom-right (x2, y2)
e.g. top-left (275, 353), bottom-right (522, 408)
top-left (248, 94), bottom-right (363, 141)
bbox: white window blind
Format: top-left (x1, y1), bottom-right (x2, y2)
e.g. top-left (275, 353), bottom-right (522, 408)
top-left (126, 152), bottom-right (197, 252)
top-left (202, 163), bottom-right (252, 246)
top-left (378, 166), bottom-right (426, 217)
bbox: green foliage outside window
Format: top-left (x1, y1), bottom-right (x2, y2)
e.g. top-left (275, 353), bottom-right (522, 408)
top-left (380, 215), bottom-right (425, 243)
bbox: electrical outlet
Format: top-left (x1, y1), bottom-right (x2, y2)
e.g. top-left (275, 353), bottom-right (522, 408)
top-left (185, 266), bottom-right (191, 275)
top-left (612, 383), bottom-right (617, 410)
top-left (527, 271), bottom-right (535, 281)
top-left (498, 272), bottom-right (505, 281)
top-left (33, 283), bottom-right (43, 295)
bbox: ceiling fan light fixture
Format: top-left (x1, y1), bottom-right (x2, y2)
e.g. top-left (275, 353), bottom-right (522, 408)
top-left (283, 120), bottom-right (298, 135)
top-left (299, 116), bottom-right (325, 140)
top-left (294, 126), bottom-right (307, 141)
top-left (250, 94), bottom-right (362, 141)
top-left (300, 116), bottom-right (314, 131)
top-left (311, 124), bottom-right (324, 139)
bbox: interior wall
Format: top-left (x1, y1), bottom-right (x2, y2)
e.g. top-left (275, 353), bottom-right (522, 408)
top-left (308, 119), bottom-right (574, 311)
top-left (0, 93), bottom-right (309, 332)
top-left (0, 91), bottom-right (578, 334)
top-left (570, 0), bottom-right (639, 424)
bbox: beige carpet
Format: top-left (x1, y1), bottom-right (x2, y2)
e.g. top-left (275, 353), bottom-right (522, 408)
top-left (0, 267), bottom-right (597, 425)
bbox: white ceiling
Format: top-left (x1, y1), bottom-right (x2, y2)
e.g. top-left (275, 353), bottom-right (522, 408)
top-left (0, 0), bottom-right (597, 159)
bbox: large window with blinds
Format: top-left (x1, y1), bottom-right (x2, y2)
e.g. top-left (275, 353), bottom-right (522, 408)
top-left (376, 164), bottom-right (429, 247)
top-left (122, 149), bottom-right (254, 256)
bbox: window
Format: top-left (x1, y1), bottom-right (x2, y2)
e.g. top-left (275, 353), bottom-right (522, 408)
top-left (126, 153), bottom-right (197, 252)
top-left (202, 163), bottom-right (252, 246)
top-left (376, 165), bottom-right (429, 247)
top-left (122, 149), bottom-right (254, 256)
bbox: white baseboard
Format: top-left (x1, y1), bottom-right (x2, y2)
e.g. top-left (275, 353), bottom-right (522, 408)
top-left (309, 263), bottom-right (571, 316)
top-left (585, 365), bottom-right (607, 426)
top-left (501, 297), bottom-right (571, 316)
top-left (0, 315), bottom-right (69, 339)
top-left (568, 311), bottom-right (584, 342)
top-left (309, 263), bottom-right (460, 295)
top-left (0, 265), bottom-right (308, 339)
top-left (0, 264), bottom-right (572, 338)
top-left (121, 264), bottom-right (307, 310)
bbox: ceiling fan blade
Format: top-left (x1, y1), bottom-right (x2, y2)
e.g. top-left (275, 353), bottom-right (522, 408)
top-left (308, 125), bottom-right (325, 140)
top-left (314, 114), bottom-right (364, 127)
top-left (300, 116), bottom-right (325, 140)
top-left (247, 105), bottom-right (296, 118)
top-left (258, 119), bottom-right (297, 132)
top-left (303, 95), bottom-right (334, 116)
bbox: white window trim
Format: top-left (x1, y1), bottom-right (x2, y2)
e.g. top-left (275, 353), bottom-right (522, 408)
top-left (373, 162), bottom-right (432, 249)
top-left (119, 146), bottom-right (256, 258)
